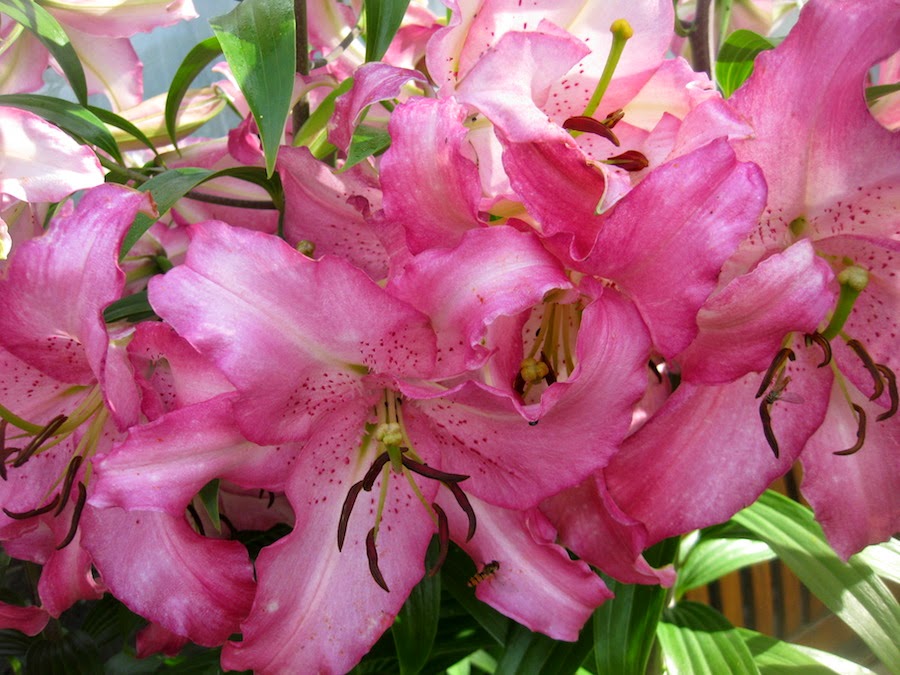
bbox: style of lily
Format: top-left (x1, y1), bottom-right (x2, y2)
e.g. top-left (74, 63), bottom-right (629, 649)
top-left (605, 0), bottom-right (899, 560)
top-left (131, 217), bottom-right (654, 672)
top-left (0, 185), bottom-right (255, 643)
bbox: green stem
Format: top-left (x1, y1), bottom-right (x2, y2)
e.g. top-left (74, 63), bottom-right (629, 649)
top-left (582, 19), bottom-right (633, 118)
top-left (688, 0), bottom-right (715, 79)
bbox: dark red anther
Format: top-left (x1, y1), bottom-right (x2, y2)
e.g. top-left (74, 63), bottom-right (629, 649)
top-left (337, 480), bottom-right (365, 551)
top-left (401, 456), bottom-right (469, 483)
top-left (361, 452), bottom-right (391, 491)
top-left (605, 150), bottom-right (649, 172)
top-left (834, 404), bottom-right (867, 456)
top-left (12, 415), bottom-right (67, 468)
top-left (366, 527), bottom-right (389, 592)
top-left (539, 352), bottom-right (557, 386)
top-left (875, 364), bottom-right (897, 421)
top-left (804, 332), bottom-right (832, 367)
top-left (54, 455), bottom-right (83, 516)
top-left (562, 115), bottom-right (620, 146)
top-left (428, 503), bottom-right (450, 578)
top-left (847, 340), bottom-right (884, 401)
top-left (266, 490), bottom-right (276, 508)
top-left (56, 482), bottom-right (87, 550)
top-left (601, 109), bottom-right (625, 129)
top-left (756, 348), bottom-right (796, 399)
top-left (186, 503), bottom-right (206, 537)
top-left (3, 493), bottom-right (61, 520)
top-left (0, 420), bottom-right (9, 481)
top-left (446, 481), bottom-right (477, 541)
top-left (759, 399), bottom-right (779, 459)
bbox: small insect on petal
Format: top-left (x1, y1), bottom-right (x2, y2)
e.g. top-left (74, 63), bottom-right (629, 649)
top-left (756, 348), bottom-right (796, 399)
top-left (366, 527), bottom-right (389, 592)
top-left (468, 560), bottom-right (500, 587)
top-left (833, 403), bottom-right (867, 456)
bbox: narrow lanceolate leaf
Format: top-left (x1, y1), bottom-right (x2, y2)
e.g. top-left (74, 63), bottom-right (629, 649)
top-left (165, 37), bottom-right (224, 148)
top-left (340, 124), bottom-right (391, 171)
top-left (0, 0), bottom-right (87, 104)
top-left (294, 77), bottom-right (354, 155)
top-left (198, 479), bottom-right (222, 532)
top-left (594, 537), bottom-right (677, 675)
top-left (716, 30), bottom-right (775, 98)
top-left (675, 537), bottom-right (774, 597)
top-left (87, 105), bottom-right (157, 157)
top-left (857, 538), bottom-right (900, 585)
top-left (211, 0), bottom-right (295, 176)
top-left (392, 559), bottom-right (440, 675)
top-left (122, 168), bottom-right (213, 256)
top-left (364, 0), bottom-right (411, 63)
top-left (737, 627), bottom-right (876, 675)
top-left (733, 491), bottom-right (900, 672)
top-left (657, 602), bottom-right (759, 675)
top-left (0, 93), bottom-right (120, 162)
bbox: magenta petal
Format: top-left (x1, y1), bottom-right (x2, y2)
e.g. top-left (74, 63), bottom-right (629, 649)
top-left (381, 97), bottom-right (484, 253)
top-left (403, 287), bottom-right (650, 508)
top-left (679, 240), bottom-right (836, 384)
top-left (136, 622), bottom-right (189, 658)
top-left (82, 506), bottom-right (255, 647)
top-left (47, 1), bottom-right (197, 37)
top-left (277, 146), bottom-right (388, 279)
top-left (330, 62), bottom-right (426, 152)
top-left (0, 602), bottom-right (49, 636)
top-left (454, 26), bottom-right (590, 142)
top-left (581, 139), bottom-right (767, 357)
top-left (38, 531), bottom-right (104, 617)
top-left (0, 185), bottom-right (152, 384)
top-left (608, 345), bottom-right (832, 545)
top-left (388, 226), bottom-right (571, 373)
top-left (800, 382), bottom-right (900, 560)
top-left (499, 132), bottom-right (607, 261)
top-left (91, 395), bottom-right (298, 514)
top-left (541, 473), bottom-right (675, 586)
top-left (442, 491), bottom-right (610, 642)
top-left (222, 409), bottom-right (435, 674)
top-left (149, 221), bottom-right (436, 444)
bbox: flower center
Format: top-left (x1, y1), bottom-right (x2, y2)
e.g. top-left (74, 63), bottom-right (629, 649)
top-left (336, 389), bottom-right (475, 591)
top-left (516, 299), bottom-right (582, 405)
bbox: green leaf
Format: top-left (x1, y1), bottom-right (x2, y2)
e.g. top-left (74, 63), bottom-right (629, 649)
top-left (24, 630), bottom-right (103, 674)
top-left (737, 627), bottom-right (876, 674)
top-left (198, 479), bottom-right (221, 532)
top-left (393, 563), bottom-right (440, 674)
top-left (294, 77), bottom-right (354, 154)
top-left (866, 82), bottom-right (900, 104)
top-left (0, 93), bottom-right (121, 163)
top-left (0, 0), bottom-right (87, 104)
top-left (732, 491), bottom-right (900, 672)
top-left (715, 29), bottom-right (775, 98)
top-left (364, 0), bottom-right (411, 63)
top-left (856, 538), bottom-right (900, 584)
top-left (594, 537), bottom-right (678, 675)
top-left (657, 602), bottom-right (759, 675)
top-left (165, 37), bottom-right (224, 148)
top-left (676, 537), bottom-right (774, 597)
top-left (120, 168), bottom-right (212, 256)
top-left (340, 124), bottom-right (391, 171)
top-left (103, 290), bottom-right (156, 324)
top-left (493, 623), bottom-right (557, 675)
top-left (211, 0), bottom-right (295, 176)
top-left (87, 105), bottom-right (158, 157)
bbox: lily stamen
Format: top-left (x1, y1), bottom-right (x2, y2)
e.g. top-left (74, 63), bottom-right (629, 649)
top-left (55, 482), bottom-right (87, 550)
top-left (54, 455), bottom-right (84, 517)
top-left (366, 527), bottom-right (389, 592)
top-left (755, 347), bottom-right (796, 399)
top-left (846, 339), bottom-right (884, 401)
top-left (428, 503), bottom-right (450, 578)
top-left (804, 332), bottom-right (832, 367)
top-left (875, 364), bottom-right (897, 421)
top-left (3, 494), bottom-right (61, 520)
top-left (12, 415), bottom-right (68, 468)
top-left (834, 404), bottom-right (867, 456)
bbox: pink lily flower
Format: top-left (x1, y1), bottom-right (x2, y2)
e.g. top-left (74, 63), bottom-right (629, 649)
top-left (607, 0), bottom-right (900, 560)
top-left (0, 185), bottom-right (255, 641)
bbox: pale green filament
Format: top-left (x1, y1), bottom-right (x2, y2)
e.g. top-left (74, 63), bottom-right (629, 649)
top-left (821, 265), bottom-right (869, 340)
top-left (582, 19), bottom-right (634, 119)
